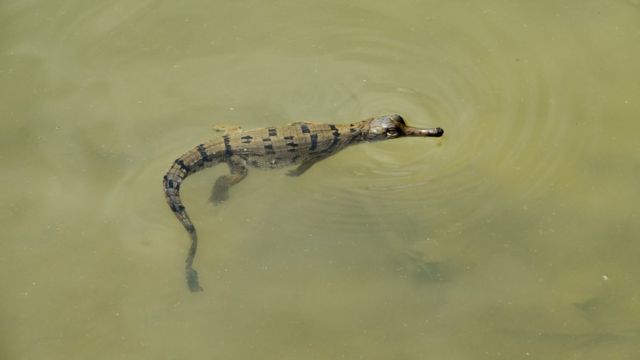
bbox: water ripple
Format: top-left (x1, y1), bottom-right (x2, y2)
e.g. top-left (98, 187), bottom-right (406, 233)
top-left (249, 16), bottom-right (607, 231)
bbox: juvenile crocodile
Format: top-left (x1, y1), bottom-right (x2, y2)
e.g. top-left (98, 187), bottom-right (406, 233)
top-left (163, 114), bottom-right (443, 292)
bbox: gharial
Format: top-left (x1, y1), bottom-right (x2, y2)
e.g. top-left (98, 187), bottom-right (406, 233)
top-left (162, 114), bottom-right (444, 292)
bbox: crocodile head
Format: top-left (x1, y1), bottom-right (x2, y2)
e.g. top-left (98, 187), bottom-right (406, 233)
top-left (363, 114), bottom-right (444, 141)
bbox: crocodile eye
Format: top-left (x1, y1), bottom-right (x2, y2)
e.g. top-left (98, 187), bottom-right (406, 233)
top-left (386, 128), bottom-right (398, 136)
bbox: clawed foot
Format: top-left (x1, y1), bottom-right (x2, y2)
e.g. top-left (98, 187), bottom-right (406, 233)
top-left (210, 179), bottom-right (229, 204)
top-left (209, 189), bottom-right (229, 204)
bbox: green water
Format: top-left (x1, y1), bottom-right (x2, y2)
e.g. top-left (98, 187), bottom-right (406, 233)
top-left (2, 0), bottom-right (640, 359)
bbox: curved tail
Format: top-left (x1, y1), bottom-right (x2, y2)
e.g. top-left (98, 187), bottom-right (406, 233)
top-left (163, 159), bottom-right (203, 292)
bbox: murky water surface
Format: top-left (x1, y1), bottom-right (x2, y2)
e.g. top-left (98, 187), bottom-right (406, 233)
top-left (2, 0), bottom-right (640, 358)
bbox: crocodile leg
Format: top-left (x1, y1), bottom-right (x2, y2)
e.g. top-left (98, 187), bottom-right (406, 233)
top-left (210, 155), bottom-right (248, 203)
top-left (286, 154), bottom-right (331, 177)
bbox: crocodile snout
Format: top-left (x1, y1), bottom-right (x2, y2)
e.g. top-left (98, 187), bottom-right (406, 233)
top-left (403, 126), bottom-right (444, 137)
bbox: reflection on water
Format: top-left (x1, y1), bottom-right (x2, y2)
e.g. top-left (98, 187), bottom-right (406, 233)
top-left (2, 0), bottom-right (640, 358)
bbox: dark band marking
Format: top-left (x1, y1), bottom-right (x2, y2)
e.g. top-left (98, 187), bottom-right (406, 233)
top-left (169, 202), bottom-right (185, 213)
top-left (262, 136), bottom-right (273, 155)
top-left (197, 144), bottom-right (209, 161)
top-left (264, 143), bottom-right (275, 154)
top-left (325, 125), bottom-right (341, 152)
top-left (283, 135), bottom-right (294, 140)
top-left (309, 133), bottom-right (318, 151)
top-left (268, 128), bottom-right (277, 137)
top-left (286, 138), bottom-right (299, 153)
top-left (194, 144), bottom-right (209, 168)
top-left (174, 159), bottom-right (190, 174)
top-left (223, 135), bottom-right (232, 156)
top-left (241, 135), bottom-right (253, 144)
top-left (300, 124), bottom-right (310, 134)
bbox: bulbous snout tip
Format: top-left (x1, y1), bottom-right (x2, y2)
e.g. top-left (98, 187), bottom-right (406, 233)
top-left (429, 127), bottom-right (444, 137)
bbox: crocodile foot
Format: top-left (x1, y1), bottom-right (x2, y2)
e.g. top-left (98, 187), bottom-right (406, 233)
top-left (209, 187), bottom-right (229, 204)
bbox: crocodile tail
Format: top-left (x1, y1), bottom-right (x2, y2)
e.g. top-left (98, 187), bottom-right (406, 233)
top-left (163, 161), bottom-right (203, 292)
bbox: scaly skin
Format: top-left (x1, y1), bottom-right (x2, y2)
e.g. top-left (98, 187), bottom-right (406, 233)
top-left (163, 114), bottom-right (443, 292)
